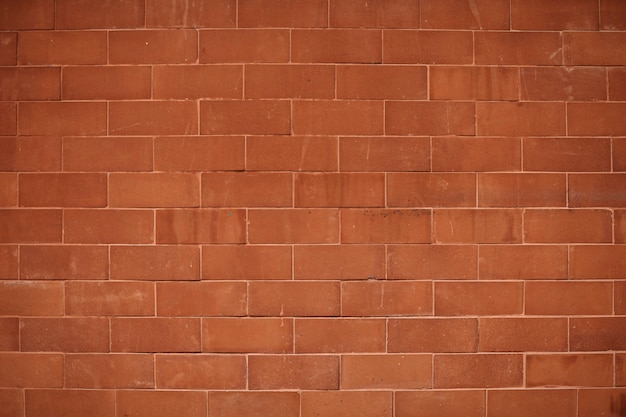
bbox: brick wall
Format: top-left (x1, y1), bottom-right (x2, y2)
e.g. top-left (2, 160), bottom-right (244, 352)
top-left (1, 0), bottom-right (626, 416)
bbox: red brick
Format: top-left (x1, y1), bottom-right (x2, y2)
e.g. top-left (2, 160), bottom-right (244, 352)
top-left (201, 172), bottom-right (292, 207)
top-left (110, 245), bottom-right (200, 280)
top-left (601, 0), bottom-right (626, 29)
top-left (433, 137), bottom-right (520, 172)
top-left (0, 318), bottom-right (18, 350)
top-left (202, 318), bottom-right (293, 353)
top-left (111, 318), bottom-right (201, 352)
top-left (63, 137), bottom-right (152, 172)
top-left (568, 103), bottom-right (626, 136)
top-left (155, 136), bottom-right (244, 171)
top-left (246, 64), bottom-right (334, 99)
top-left (116, 391), bottom-right (206, 417)
top-left (617, 281), bottom-right (626, 314)
top-left (109, 30), bottom-right (197, 64)
top-left (62, 66), bottom-right (150, 100)
top-left (156, 281), bottom-right (246, 316)
top-left (342, 354), bottom-right (431, 389)
top-left (66, 281), bottom-right (155, 316)
top-left (0, 281), bottom-right (63, 316)
top-left (521, 67), bottom-right (606, 101)
top-left (294, 245), bottom-right (385, 280)
top-left (0, 246), bottom-right (18, 279)
top-left (200, 29), bottom-right (289, 63)
top-left (65, 354), bottom-right (154, 389)
top-left (342, 280), bottom-right (432, 316)
top-left (110, 173), bottom-right (199, 208)
top-left (20, 245), bottom-right (108, 280)
top-left (524, 209), bottom-right (612, 243)
top-left (388, 245), bottom-right (478, 279)
top-left (609, 68), bottom-right (626, 101)
top-left (479, 318), bottom-right (568, 352)
top-left (56, 0), bottom-right (143, 28)
top-left (524, 137), bottom-right (611, 172)
top-left (434, 354), bottom-right (523, 388)
top-left (26, 389), bottom-right (114, 417)
top-left (0, 103), bottom-right (16, 135)
top-left (0, 209), bottom-right (61, 243)
top-left (293, 29), bottom-right (381, 63)
top-left (0, 353), bottom-right (62, 387)
top-left (295, 173), bottom-right (385, 207)
top-left (21, 318), bottom-right (109, 352)
top-left (386, 101), bottom-right (475, 136)
top-left (436, 282), bottom-right (523, 316)
top-left (0, 0), bottom-right (54, 29)
top-left (19, 173), bottom-right (106, 208)
top-left (64, 209), bottom-right (153, 244)
top-left (156, 354), bottom-right (245, 389)
top-left (430, 66), bottom-right (518, 101)
top-left (526, 281), bottom-right (613, 315)
top-left (618, 354), bottom-right (626, 386)
top-left (109, 101), bottom-right (198, 135)
top-left (0, 174), bottom-right (16, 207)
top-left (618, 209), bottom-right (626, 243)
top-left (395, 390), bottom-right (486, 417)
top-left (209, 392), bottom-right (299, 417)
top-left (330, 0), bottom-right (418, 28)
top-left (569, 174), bottom-right (626, 207)
top-left (512, 0), bottom-right (598, 30)
top-left (578, 389), bottom-right (626, 417)
top-left (338, 65), bottom-right (426, 99)
top-left (302, 391), bottom-right (392, 417)
top-left (0, 67), bottom-right (59, 100)
top-left (387, 173), bottom-right (477, 208)
top-left (487, 390), bottom-right (577, 417)
top-left (570, 317), bottom-right (626, 351)
top-left (340, 136), bottom-right (429, 172)
top-left (434, 209), bottom-right (522, 244)
top-left (479, 245), bottom-right (568, 279)
top-left (147, 0), bottom-right (235, 27)
top-left (19, 102), bottom-right (106, 136)
top-left (475, 32), bottom-right (563, 65)
top-left (0, 33), bottom-right (16, 66)
top-left (18, 31), bottom-right (106, 65)
top-left (478, 173), bottom-right (566, 207)
top-left (564, 32), bottom-right (626, 65)
top-left (202, 245), bottom-right (291, 280)
top-left (293, 100), bottom-right (383, 135)
top-left (478, 102), bottom-right (565, 136)
top-left (383, 30), bottom-right (473, 64)
top-left (200, 100), bottom-right (290, 135)
top-left (421, 0), bottom-right (509, 29)
top-left (295, 318), bottom-right (385, 353)
top-left (248, 355), bottom-right (339, 389)
top-left (247, 136), bottom-right (337, 171)
top-left (527, 354), bottom-right (613, 387)
top-left (249, 209), bottom-right (338, 244)
top-left (154, 65), bottom-right (242, 99)
top-left (156, 209), bottom-right (245, 244)
top-left (239, 0), bottom-right (326, 27)
top-left (249, 281), bottom-right (340, 317)
top-left (0, 389), bottom-right (23, 417)
top-left (342, 209), bottom-right (430, 244)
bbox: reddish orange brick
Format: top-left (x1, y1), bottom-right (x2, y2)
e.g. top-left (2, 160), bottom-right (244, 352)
top-left (111, 318), bottom-right (201, 352)
top-left (0, 103), bottom-right (16, 135)
top-left (295, 173), bottom-right (385, 207)
top-left (200, 29), bottom-right (289, 63)
top-left (209, 392), bottom-right (299, 417)
top-left (578, 389), bottom-right (626, 417)
top-left (388, 245), bottom-right (478, 279)
top-left (248, 209), bottom-right (339, 243)
top-left (487, 390), bottom-right (577, 417)
top-left (295, 318), bottom-right (385, 353)
top-left (512, 0), bottom-right (598, 29)
top-left (200, 100), bottom-right (290, 135)
top-left (202, 245), bottom-right (291, 280)
top-left (0, 389), bottom-right (22, 417)
top-left (475, 32), bottom-right (563, 65)
top-left (433, 137), bottom-right (520, 172)
top-left (26, 389), bottom-right (114, 417)
top-left (386, 101), bottom-right (475, 136)
top-left (154, 65), bottom-right (242, 99)
top-left (0, 67), bottom-right (60, 100)
top-left (19, 102), bottom-right (106, 136)
top-left (293, 100), bottom-right (384, 135)
top-left (0, 33), bottom-right (16, 66)
top-left (568, 103), bottom-right (626, 136)
top-left (524, 209), bottom-right (612, 243)
top-left (383, 30), bottom-right (473, 64)
top-left (110, 173), bottom-right (199, 208)
top-left (156, 281), bottom-right (246, 316)
top-left (21, 318), bottom-right (109, 352)
top-left (202, 172), bottom-right (291, 207)
top-left (435, 282), bottom-right (523, 316)
top-left (62, 66), bottom-right (151, 100)
top-left (342, 281), bottom-right (432, 316)
top-left (617, 210), bottom-right (626, 243)
top-left (63, 137), bottom-right (152, 172)
top-left (0, 246), bottom-right (18, 279)
top-left (146, 0), bottom-right (235, 27)
top-left (19, 173), bottom-right (107, 208)
top-left (389, 173), bottom-right (477, 208)
top-left (18, 31), bottom-right (106, 65)
top-left (434, 209), bottom-right (522, 244)
top-left (478, 173), bottom-right (566, 207)
top-left (0, 0), bottom-right (54, 29)
top-left (421, 0), bottom-right (509, 29)
top-left (337, 65), bottom-right (426, 99)
top-left (109, 101), bottom-right (198, 135)
top-left (477, 102), bottom-right (565, 136)
top-left (302, 391), bottom-right (392, 417)
top-left (571, 245), bottom-right (626, 279)
top-left (0, 318), bottom-right (18, 350)
top-left (110, 245), bottom-right (200, 280)
top-left (527, 354), bottom-right (613, 387)
top-left (331, 0), bottom-right (418, 28)
top-left (0, 281), bottom-right (64, 316)
top-left (20, 245), bottom-right (108, 280)
top-left (0, 137), bottom-right (61, 172)
top-left (342, 209), bottom-right (430, 244)
top-left (65, 354), bottom-right (154, 389)
top-left (239, 0), bottom-right (326, 27)
top-left (609, 68), bottom-right (626, 101)
top-left (203, 318), bottom-right (293, 353)
top-left (526, 281), bottom-right (613, 315)
top-left (294, 245), bottom-right (385, 280)
top-left (523, 137), bottom-right (611, 172)
top-left (56, 0), bottom-right (144, 28)
top-left (156, 209), bottom-right (245, 244)
top-left (246, 65), bottom-right (334, 99)
top-left (521, 67), bottom-right (606, 101)
top-left (247, 136), bottom-right (338, 171)
top-left (0, 353), bottom-right (62, 388)
top-left (156, 354), bottom-right (245, 389)
top-left (339, 136), bottom-right (429, 172)
top-left (430, 66), bottom-right (518, 101)
top-left (0, 174), bottom-right (16, 207)
top-left (249, 281), bottom-right (340, 317)
top-left (396, 391), bottom-right (486, 417)
top-left (570, 174), bottom-right (626, 207)
top-left (117, 391), bottom-right (206, 417)
top-left (292, 29), bottom-right (382, 63)
top-left (618, 354), bottom-right (626, 386)
top-left (66, 281), bottom-right (155, 316)
top-left (342, 354), bottom-right (431, 389)
top-left (0, 209), bottom-right (61, 243)
top-left (479, 245), bottom-right (568, 279)
top-left (386, 318), bottom-right (470, 355)
top-left (479, 318), bottom-right (568, 352)
top-left (64, 209), bottom-right (153, 244)
top-left (434, 354), bottom-right (523, 388)
top-left (110, 29), bottom-right (197, 64)
top-left (601, 0), bottom-right (626, 29)
top-left (248, 355), bottom-right (339, 390)
top-left (571, 317), bottom-right (626, 351)
top-left (155, 136), bottom-right (244, 171)
top-left (564, 32), bottom-right (626, 65)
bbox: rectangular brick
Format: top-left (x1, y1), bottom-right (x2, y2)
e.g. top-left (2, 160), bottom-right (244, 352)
top-left (156, 281), bottom-right (246, 316)
top-left (65, 354), bottom-right (154, 389)
top-left (116, 391), bottom-right (206, 417)
top-left (521, 67), bottom-right (606, 101)
top-left (0, 318), bottom-right (18, 350)
top-left (247, 136), bottom-right (338, 171)
top-left (18, 31), bottom-right (106, 64)
top-left (239, 0), bottom-right (326, 27)
top-left (249, 281), bottom-right (340, 317)
top-left (338, 65), bottom-right (426, 99)
top-left (434, 209), bottom-right (522, 244)
top-left (340, 136), bottom-right (430, 172)
top-left (342, 354), bottom-right (431, 389)
top-left (110, 173), bottom-right (199, 208)
top-left (0, 103), bottom-right (16, 135)
top-left (64, 209), bottom-right (153, 244)
top-left (63, 137), bottom-right (152, 172)
top-left (435, 354), bottom-right (523, 388)
top-left (479, 318), bottom-right (568, 352)
top-left (56, 0), bottom-right (144, 29)
top-left (110, 245), bottom-right (200, 280)
top-left (248, 355), bottom-right (338, 390)
top-left (570, 245), bottom-right (626, 279)
top-left (295, 173), bottom-right (385, 207)
top-left (433, 137), bottom-right (521, 172)
top-left (200, 100), bottom-right (290, 135)
top-left (383, 30), bottom-right (473, 64)
top-left (246, 64), bottom-right (334, 99)
top-left (386, 101), bottom-right (475, 136)
top-left (512, 0), bottom-right (598, 30)
top-left (342, 280), bottom-right (432, 316)
top-left (294, 245), bottom-right (385, 280)
top-left (475, 32), bottom-right (562, 65)
top-left (574, 389), bottom-right (626, 417)
top-left (0, 174), bottom-right (16, 207)
top-left (109, 101), bottom-right (198, 135)
top-left (20, 245), bottom-right (108, 280)
top-left (435, 282), bottom-right (523, 316)
top-left (524, 209), bottom-right (612, 243)
top-left (155, 136), bottom-right (244, 171)
top-left (0, 33), bottom-right (16, 66)
top-left (388, 245), bottom-right (478, 279)
top-left (156, 209), bottom-right (245, 244)
top-left (568, 103), bottom-right (626, 136)
top-left (331, 0), bottom-right (418, 28)
top-left (523, 137), bottom-right (611, 172)
top-left (0, 67), bottom-right (60, 100)
top-left (0, 281), bottom-right (64, 316)
top-left (0, 246), bottom-right (18, 279)
top-left (0, 209), bottom-right (61, 243)
top-left (202, 245), bottom-right (291, 280)
top-left (487, 390), bottom-right (577, 417)
top-left (147, 0), bottom-right (235, 27)
top-left (156, 354), bottom-right (245, 389)
top-left (0, 353), bottom-right (62, 388)
top-left (618, 209), bottom-right (626, 243)
top-left (110, 29), bottom-right (197, 64)
top-left (62, 66), bottom-right (151, 100)
top-left (618, 354), bottom-right (626, 386)
top-left (66, 281), bottom-right (155, 316)
top-left (527, 354), bottom-right (613, 387)
top-left (293, 29), bottom-right (381, 63)
top-left (293, 100), bottom-right (384, 135)
top-left (479, 245), bottom-right (568, 279)
top-left (342, 209), bottom-right (431, 243)
top-left (0, 137), bottom-right (61, 172)
top-left (249, 209), bottom-right (339, 244)
top-left (302, 391), bottom-right (392, 417)
top-left (26, 390), bottom-right (114, 417)
top-left (111, 318), bottom-right (201, 352)
top-left (201, 172), bottom-right (292, 207)
top-left (396, 391), bottom-right (486, 417)
top-left (430, 66), bottom-right (518, 101)
top-left (19, 173), bottom-right (107, 208)
top-left (154, 64), bottom-right (242, 99)
top-left (526, 281), bottom-right (613, 315)
top-left (0, 0), bottom-right (53, 29)
top-left (388, 318), bottom-right (478, 353)
top-left (21, 318), bottom-right (109, 352)
top-left (609, 68), bottom-right (626, 100)
top-left (570, 174), bottom-right (626, 207)
top-left (200, 29), bottom-right (289, 62)
top-left (477, 102), bottom-right (565, 136)
top-left (0, 389), bottom-right (22, 417)
top-left (19, 102), bottom-right (106, 136)
top-left (564, 32), bottom-right (626, 65)
top-left (202, 318), bottom-right (293, 353)
top-left (209, 392), bottom-right (299, 417)
top-left (295, 318), bottom-right (385, 353)
top-left (478, 173), bottom-right (566, 207)
top-left (601, 0), bottom-right (626, 29)
top-left (421, 0), bottom-right (509, 29)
